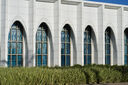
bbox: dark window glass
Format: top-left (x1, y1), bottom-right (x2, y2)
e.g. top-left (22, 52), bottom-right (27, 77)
top-left (36, 24), bottom-right (48, 66)
top-left (66, 55), bottom-right (70, 66)
top-left (8, 23), bottom-right (23, 67)
top-left (61, 55), bottom-right (65, 66)
top-left (61, 28), bottom-right (70, 66)
top-left (84, 27), bottom-right (91, 65)
top-left (124, 30), bottom-right (128, 65)
top-left (43, 55), bottom-right (47, 66)
top-left (37, 55), bottom-right (42, 66)
top-left (61, 31), bottom-right (65, 43)
top-left (105, 29), bottom-right (111, 65)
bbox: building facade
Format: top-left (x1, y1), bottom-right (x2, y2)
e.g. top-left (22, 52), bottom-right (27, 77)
top-left (0, 0), bottom-right (128, 67)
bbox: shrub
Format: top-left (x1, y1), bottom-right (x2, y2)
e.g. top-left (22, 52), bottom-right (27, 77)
top-left (0, 65), bottom-right (126, 85)
top-left (83, 68), bottom-right (97, 84)
top-left (88, 66), bottom-right (122, 83)
top-left (0, 68), bottom-right (86, 85)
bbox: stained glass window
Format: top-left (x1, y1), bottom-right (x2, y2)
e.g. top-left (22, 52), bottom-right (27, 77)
top-left (61, 27), bottom-right (70, 66)
top-left (124, 29), bottom-right (128, 65)
top-left (105, 28), bottom-right (111, 65)
top-left (36, 25), bottom-right (48, 66)
top-left (84, 27), bottom-right (91, 65)
top-left (8, 22), bottom-right (23, 67)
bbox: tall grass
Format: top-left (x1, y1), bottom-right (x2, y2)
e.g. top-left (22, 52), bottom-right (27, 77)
top-left (0, 65), bottom-right (126, 85)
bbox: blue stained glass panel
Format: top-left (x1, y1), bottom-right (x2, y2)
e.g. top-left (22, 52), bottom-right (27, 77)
top-left (87, 55), bottom-right (91, 64)
top-left (61, 31), bottom-right (65, 42)
top-left (37, 55), bottom-right (42, 66)
top-left (106, 34), bottom-right (110, 43)
top-left (42, 31), bottom-right (47, 42)
top-left (65, 44), bottom-right (70, 54)
top-left (8, 32), bottom-right (11, 41)
top-left (66, 55), bottom-right (70, 66)
top-left (12, 55), bottom-right (16, 66)
top-left (125, 45), bottom-right (127, 55)
top-left (42, 43), bottom-right (47, 54)
top-left (17, 43), bottom-right (22, 54)
top-left (125, 55), bottom-right (128, 65)
top-left (84, 32), bottom-right (87, 43)
top-left (17, 30), bottom-right (22, 41)
top-left (43, 55), bottom-right (47, 66)
top-left (61, 55), bottom-right (65, 66)
top-left (105, 55), bottom-right (110, 64)
top-left (8, 55), bottom-right (10, 66)
top-left (88, 44), bottom-right (91, 54)
top-left (88, 33), bottom-right (91, 43)
top-left (84, 44), bottom-right (87, 54)
top-left (8, 43), bottom-right (11, 54)
top-left (61, 44), bottom-right (65, 54)
top-left (37, 43), bottom-right (41, 54)
top-left (36, 31), bottom-right (42, 41)
top-left (18, 55), bottom-right (22, 66)
top-left (11, 30), bottom-right (17, 41)
top-left (11, 43), bottom-right (16, 54)
top-left (84, 55), bottom-right (86, 65)
top-left (65, 32), bottom-right (70, 42)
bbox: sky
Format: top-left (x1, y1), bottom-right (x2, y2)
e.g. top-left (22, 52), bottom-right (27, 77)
top-left (86, 0), bottom-right (128, 5)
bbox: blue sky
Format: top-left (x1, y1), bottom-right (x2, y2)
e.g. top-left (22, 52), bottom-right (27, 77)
top-left (86, 0), bottom-right (128, 5)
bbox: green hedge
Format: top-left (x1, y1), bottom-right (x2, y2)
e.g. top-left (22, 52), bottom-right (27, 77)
top-left (0, 65), bottom-right (127, 85)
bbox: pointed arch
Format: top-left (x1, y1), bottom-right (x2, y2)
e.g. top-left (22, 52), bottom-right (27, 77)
top-left (84, 25), bottom-right (98, 65)
top-left (105, 27), bottom-right (117, 65)
top-left (8, 21), bottom-right (27, 67)
top-left (61, 24), bottom-right (77, 66)
top-left (36, 22), bottom-right (53, 66)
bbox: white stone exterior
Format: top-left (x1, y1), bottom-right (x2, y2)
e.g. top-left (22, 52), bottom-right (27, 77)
top-left (0, 0), bottom-right (128, 67)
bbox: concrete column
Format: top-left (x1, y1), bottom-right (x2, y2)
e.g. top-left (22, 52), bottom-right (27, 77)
top-left (0, 0), bottom-right (8, 67)
top-left (27, 0), bottom-right (35, 67)
top-left (54, 0), bottom-right (61, 66)
top-left (77, 2), bottom-right (83, 65)
top-left (117, 7), bottom-right (123, 65)
top-left (98, 5), bottom-right (104, 64)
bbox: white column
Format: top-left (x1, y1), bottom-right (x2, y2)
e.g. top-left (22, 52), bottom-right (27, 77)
top-left (77, 2), bottom-right (83, 65)
top-left (98, 5), bottom-right (104, 64)
top-left (27, 0), bottom-right (35, 67)
top-left (117, 7), bottom-right (123, 65)
top-left (53, 0), bottom-right (61, 66)
top-left (0, 0), bottom-right (8, 67)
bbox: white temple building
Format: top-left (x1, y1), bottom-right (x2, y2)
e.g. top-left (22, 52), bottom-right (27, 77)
top-left (0, 0), bottom-right (128, 67)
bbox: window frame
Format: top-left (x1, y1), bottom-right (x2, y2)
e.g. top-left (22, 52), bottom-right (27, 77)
top-left (36, 26), bottom-right (48, 66)
top-left (8, 25), bottom-right (23, 67)
top-left (61, 28), bottom-right (71, 66)
top-left (84, 28), bottom-right (92, 65)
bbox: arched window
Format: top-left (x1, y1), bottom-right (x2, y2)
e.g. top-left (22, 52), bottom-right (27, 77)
top-left (124, 29), bottom-right (128, 65)
top-left (61, 25), bottom-right (70, 66)
top-left (8, 22), bottom-right (23, 67)
top-left (84, 27), bottom-right (91, 65)
top-left (36, 23), bottom-right (48, 66)
top-left (105, 28), bottom-right (111, 65)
